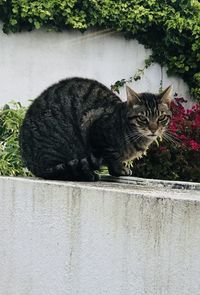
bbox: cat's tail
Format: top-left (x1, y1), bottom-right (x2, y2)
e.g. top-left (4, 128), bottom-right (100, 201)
top-left (38, 155), bottom-right (102, 181)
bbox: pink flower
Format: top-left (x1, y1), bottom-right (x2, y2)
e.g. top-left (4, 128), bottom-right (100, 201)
top-left (188, 140), bottom-right (200, 151)
top-left (168, 97), bottom-right (200, 151)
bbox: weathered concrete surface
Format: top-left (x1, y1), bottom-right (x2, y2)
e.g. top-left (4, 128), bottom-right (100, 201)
top-left (0, 176), bottom-right (200, 295)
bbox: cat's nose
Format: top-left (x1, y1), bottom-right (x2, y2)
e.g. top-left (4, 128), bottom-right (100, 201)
top-left (149, 123), bottom-right (158, 135)
top-left (148, 127), bottom-right (157, 136)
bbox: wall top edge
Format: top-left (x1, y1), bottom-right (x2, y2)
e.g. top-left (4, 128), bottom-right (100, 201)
top-left (0, 176), bottom-right (199, 202)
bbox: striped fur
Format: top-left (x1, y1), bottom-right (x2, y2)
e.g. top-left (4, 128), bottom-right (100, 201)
top-left (19, 78), bottom-right (172, 181)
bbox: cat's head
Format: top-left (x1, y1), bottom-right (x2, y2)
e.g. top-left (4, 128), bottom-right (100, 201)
top-left (126, 85), bottom-right (173, 140)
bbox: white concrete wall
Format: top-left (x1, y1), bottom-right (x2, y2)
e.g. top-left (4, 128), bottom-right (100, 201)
top-left (0, 24), bottom-right (189, 107)
top-left (0, 176), bottom-right (200, 295)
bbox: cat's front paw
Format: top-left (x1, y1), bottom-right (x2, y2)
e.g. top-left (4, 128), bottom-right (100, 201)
top-left (120, 166), bottom-right (132, 176)
top-left (109, 166), bottom-right (132, 177)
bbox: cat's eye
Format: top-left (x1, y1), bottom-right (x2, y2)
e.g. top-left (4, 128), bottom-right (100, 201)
top-left (158, 114), bottom-right (167, 121)
top-left (137, 115), bottom-right (148, 122)
top-left (158, 114), bottom-right (170, 125)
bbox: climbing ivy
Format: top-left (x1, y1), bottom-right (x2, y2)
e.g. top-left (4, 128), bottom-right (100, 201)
top-left (111, 56), bottom-right (154, 93)
top-left (0, 0), bottom-right (199, 98)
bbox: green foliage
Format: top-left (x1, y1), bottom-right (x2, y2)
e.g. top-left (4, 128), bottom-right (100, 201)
top-left (0, 102), bottom-right (31, 176)
top-left (0, 0), bottom-right (199, 99)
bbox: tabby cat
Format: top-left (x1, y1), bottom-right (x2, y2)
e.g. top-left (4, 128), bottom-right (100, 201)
top-left (19, 77), bottom-right (172, 181)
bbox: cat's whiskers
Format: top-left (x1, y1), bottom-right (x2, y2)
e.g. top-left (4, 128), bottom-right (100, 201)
top-left (124, 132), bottom-right (143, 143)
top-left (162, 134), bottom-right (172, 144)
top-left (118, 130), bottom-right (140, 143)
top-left (162, 131), bottom-right (181, 145)
top-left (165, 130), bottom-right (181, 140)
top-left (165, 130), bottom-right (182, 142)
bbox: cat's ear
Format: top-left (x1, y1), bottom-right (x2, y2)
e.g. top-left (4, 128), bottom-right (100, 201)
top-left (159, 85), bottom-right (173, 106)
top-left (126, 85), bottom-right (141, 106)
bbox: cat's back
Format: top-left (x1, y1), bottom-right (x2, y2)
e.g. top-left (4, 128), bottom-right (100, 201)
top-left (27, 77), bottom-right (121, 117)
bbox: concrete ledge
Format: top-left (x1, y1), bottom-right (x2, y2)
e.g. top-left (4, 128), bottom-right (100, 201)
top-left (0, 176), bottom-right (200, 295)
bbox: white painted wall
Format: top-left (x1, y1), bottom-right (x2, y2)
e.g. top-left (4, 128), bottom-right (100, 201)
top-left (0, 177), bottom-right (200, 295)
top-left (0, 24), bottom-right (189, 107)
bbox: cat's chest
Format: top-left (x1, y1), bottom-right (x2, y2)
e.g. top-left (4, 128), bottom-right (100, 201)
top-left (122, 145), bottom-right (148, 162)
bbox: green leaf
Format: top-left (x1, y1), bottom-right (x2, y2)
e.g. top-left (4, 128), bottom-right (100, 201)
top-left (34, 21), bottom-right (41, 29)
top-left (10, 19), bottom-right (17, 26)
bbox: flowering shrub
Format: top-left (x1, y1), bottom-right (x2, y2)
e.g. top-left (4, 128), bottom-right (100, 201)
top-left (132, 96), bottom-right (200, 182)
top-left (170, 97), bottom-right (200, 150)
